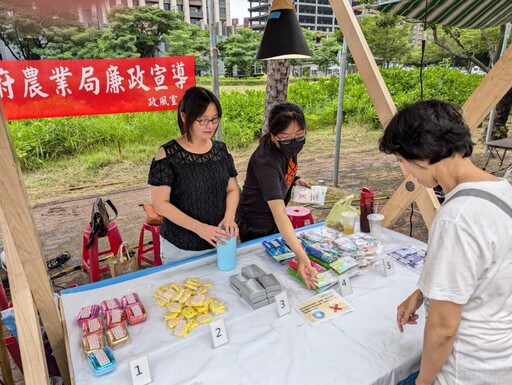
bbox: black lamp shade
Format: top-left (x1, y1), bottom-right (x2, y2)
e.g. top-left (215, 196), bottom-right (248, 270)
top-left (256, 9), bottom-right (313, 60)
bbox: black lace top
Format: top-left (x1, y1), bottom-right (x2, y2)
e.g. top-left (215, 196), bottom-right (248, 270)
top-left (148, 139), bottom-right (238, 251)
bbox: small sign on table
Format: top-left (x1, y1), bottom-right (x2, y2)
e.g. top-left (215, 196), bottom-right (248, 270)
top-left (338, 273), bottom-right (353, 296)
top-left (209, 318), bottom-right (229, 348)
top-left (275, 290), bottom-right (291, 316)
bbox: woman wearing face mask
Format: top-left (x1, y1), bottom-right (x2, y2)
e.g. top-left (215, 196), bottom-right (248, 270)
top-left (236, 102), bottom-right (316, 288)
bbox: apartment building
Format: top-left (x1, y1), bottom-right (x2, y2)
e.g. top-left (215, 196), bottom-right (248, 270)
top-left (77, 0), bottom-right (231, 36)
top-left (248, 0), bottom-right (364, 33)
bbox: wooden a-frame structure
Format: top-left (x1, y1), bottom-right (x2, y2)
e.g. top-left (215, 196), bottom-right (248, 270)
top-left (328, 0), bottom-right (512, 228)
top-left (0, 0), bottom-right (511, 383)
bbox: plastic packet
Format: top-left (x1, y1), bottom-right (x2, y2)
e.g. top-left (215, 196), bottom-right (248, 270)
top-left (325, 194), bottom-right (357, 232)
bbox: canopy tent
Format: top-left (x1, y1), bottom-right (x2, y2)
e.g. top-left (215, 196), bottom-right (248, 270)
top-left (0, 1), bottom-right (511, 384)
top-left (375, 0), bottom-right (512, 29)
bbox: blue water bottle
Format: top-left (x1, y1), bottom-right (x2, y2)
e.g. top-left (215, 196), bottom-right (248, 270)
top-left (216, 228), bottom-right (237, 271)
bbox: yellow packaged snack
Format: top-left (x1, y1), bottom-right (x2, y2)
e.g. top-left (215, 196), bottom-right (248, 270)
top-left (190, 294), bottom-right (206, 307)
top-left (167, 315), bottom-right (185, 328)
top-left (195, 305), bottom-right (208, 314)
top-left (167, 302), bottom-right (181, 313)
top-left (171, 288), bottom-right (185, 302)
top-left (174, 320), bottom-right (189, 337)
top-left (181, 306), bottom-right (197, 319)
top-left (178, 291), bottom-right (192, 304)
top-left (170, 282), bottom-right (185, 292)
top-left (209, 299), bottom-right (227, 315)
top-left (195, 286), bottom-right (208, 294)
top-left (164, 312), bottom-right (182, 321)
top-left (196, 313), bottom-right (213, 324)
top-left (187, 319), bottom-right (200, 332)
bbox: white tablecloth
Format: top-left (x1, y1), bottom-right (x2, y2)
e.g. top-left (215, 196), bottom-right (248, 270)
top-left (61, 225), bottom-right (426, 385)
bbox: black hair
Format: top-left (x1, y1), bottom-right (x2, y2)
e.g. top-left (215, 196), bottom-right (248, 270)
top-left (378, 99), bottom-right (473, 164)
top-left (261, 102), bottom-right (306, 143)
top-left (177, 86), bottom-right (222, 141)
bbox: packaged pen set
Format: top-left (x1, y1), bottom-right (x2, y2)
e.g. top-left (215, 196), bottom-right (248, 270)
top-left (76, 293), bottom-right (147, 376)
top-left (287, 259), bottom-right (338, 292)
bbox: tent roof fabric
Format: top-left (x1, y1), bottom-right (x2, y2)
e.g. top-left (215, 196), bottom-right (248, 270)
top-left (375, 0), bottom-right (512, 29)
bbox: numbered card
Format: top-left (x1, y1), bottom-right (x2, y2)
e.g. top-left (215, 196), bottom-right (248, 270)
top-left (338, 273), bottom-right (353, 296)
top-left (274, 291), bottom-right (291, 317)
top-left (382, 255), bottom-right (396, 277)
top-left (129, 356), bottom-right (152, 385)
top-left (209, 318), bottom-right (229, 348)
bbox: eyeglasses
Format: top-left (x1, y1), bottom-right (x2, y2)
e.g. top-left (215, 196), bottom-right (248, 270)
top-left (196, 117), bottom-right (220, 127)
top-left (275, 132), bottom-right (306, 145)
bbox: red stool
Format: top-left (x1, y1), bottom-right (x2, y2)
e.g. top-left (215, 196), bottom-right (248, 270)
top-left (286, 206), bottom-right (315, 229)
top-left (137, 220), bottom-right (162, 267)
top-left (0, 280), bottom-right (10, 311)
top-left (82, 220), bottom-right (123, 282)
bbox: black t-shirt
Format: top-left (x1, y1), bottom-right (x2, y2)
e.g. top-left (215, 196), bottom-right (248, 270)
top-left (148, 139), bottom-right (238, 251)
top-left (238, 138), bottom-right (298, 229)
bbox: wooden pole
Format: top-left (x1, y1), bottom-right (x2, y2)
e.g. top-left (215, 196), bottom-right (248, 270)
top-left (0, 218), bottom-right (49, 385)
top-left (328, 0), bottom-right (440, 228)
top-left (0, 110), bottom-right (70, 384)
top-left (0, 319), bottom-right (14, 385)
top-left (462, 43), bottom-right (512, 131)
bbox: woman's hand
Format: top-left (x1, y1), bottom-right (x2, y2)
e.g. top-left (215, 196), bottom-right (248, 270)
top-left (196, 224), bottom-right (231, 247)
top-left (218, 217), bottom-right (239, 238)
top-left (397, 289), bottom-right (424, 332)
top-left (297, 256), bottom-right (318, 289)
top-left (294, 178), bottom-right (311, 188)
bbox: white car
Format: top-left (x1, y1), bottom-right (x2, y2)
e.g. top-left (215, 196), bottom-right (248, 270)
top-left (470, 66), bottom-right (486, 75)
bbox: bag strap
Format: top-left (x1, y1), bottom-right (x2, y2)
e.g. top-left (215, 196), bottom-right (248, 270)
top-left (444, 188), bottom-right (512, 220)
top-left (117, 242), bottom-right (130, 262)
top-left (86, 225), bottom-right (98, 249)
top-left (86, 213), bottom-right (102, 249)
top-left (105, 199), bottom-right (118, 221)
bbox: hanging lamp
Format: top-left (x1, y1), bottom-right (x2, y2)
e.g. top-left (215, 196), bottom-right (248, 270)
top-left (255, 0), bottom-right (313, 60)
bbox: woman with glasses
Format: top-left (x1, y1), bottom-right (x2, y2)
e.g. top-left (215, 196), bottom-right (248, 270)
top-left (148, 86), bottom-right (239, 263)
top-left (237, 102), bottom-right (317, 288)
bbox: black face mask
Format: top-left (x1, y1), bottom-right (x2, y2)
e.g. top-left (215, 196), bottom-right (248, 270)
top-left (278, 138), bottom-right (305, 157)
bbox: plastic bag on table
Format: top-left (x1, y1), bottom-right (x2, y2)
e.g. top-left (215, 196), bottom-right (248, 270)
top-left (325, 194), bottom-right (357, 232)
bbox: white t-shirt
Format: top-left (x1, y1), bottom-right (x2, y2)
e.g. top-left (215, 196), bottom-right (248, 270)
top-left (418, 180), bottom-right (512, 385)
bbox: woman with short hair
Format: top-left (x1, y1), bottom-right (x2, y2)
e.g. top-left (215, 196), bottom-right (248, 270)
top-left (379, 99), bottom-right (512, 385)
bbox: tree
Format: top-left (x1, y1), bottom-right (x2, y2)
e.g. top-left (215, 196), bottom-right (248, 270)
top-left (106, 5), bottom-right (182, 58)
top-left (314, 34), bottom-right (342, 75)
top-left (217, 28), bottom-right (261, 77)
top-left (262, 59), bottom-right (290, 134)
top-left (38, 26), bottom-right (100, 59)
top-left (166, 22), bottom-right (210, 74)
top-left (430, 24), bottom-right (509, 139)
top-left (359, 14), bottom-right (411, 67)
top-left (0, 1), bottom-right (79, 59)
top-left (431, 25), bottom-right (501, 71)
